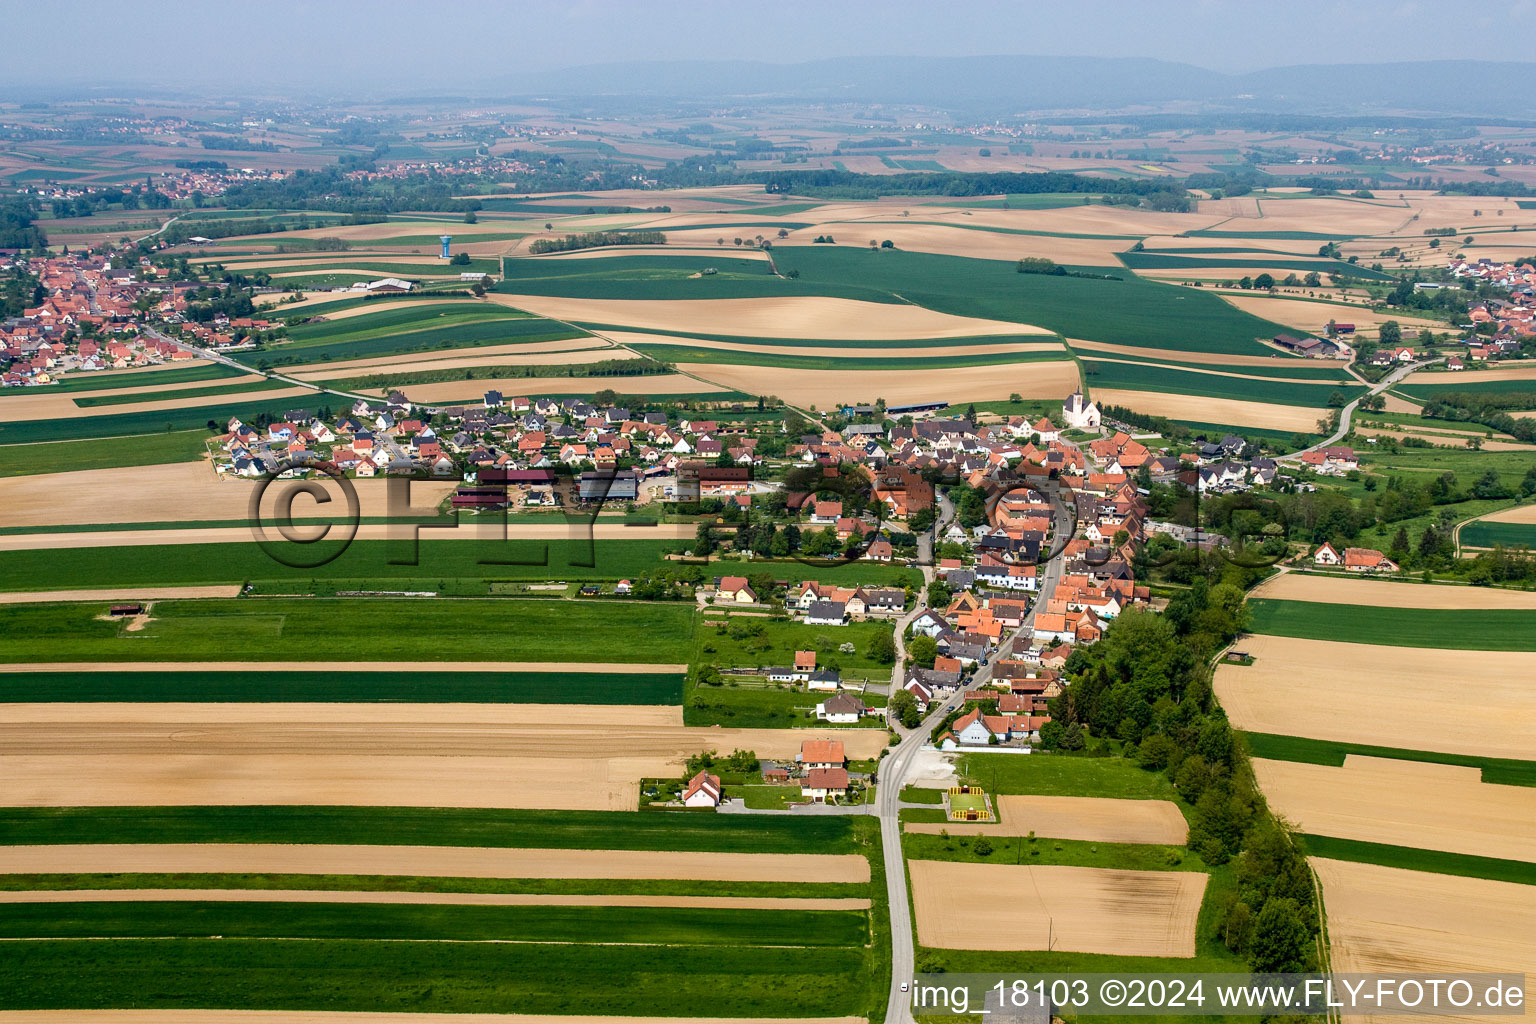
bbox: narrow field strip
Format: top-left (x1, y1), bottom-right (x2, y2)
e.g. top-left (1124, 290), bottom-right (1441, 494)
top-left (0, 587), bottom-right (241, 605)
top-left (1252, 572), bottom-right (1536, 609)
top-left (0, 661), bottom-right (687, 675)
top-left (0, 522), bottom-right (693, 550)
top-left (0, 845), bottom-right (871, 883)
top-left (0, 889), bottom-right (870, 910)
top-left (0, 1010), bottom-right (865, 1024)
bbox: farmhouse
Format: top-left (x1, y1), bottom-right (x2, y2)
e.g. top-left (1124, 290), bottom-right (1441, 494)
top-left (1343, 547), bottom-right (1400, 573)
top-left (799, 739), bottom-right (846, 771)
top-left (806, 599), bottom-right (847, 625)
top-left (1313, 543), bottom-right (1342, 567)
top-left (714, 576), bottom-right (758, 603)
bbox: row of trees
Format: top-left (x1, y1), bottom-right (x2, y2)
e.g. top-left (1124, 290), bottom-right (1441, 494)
top-left (1045, 577), bottom-right (1318, 973)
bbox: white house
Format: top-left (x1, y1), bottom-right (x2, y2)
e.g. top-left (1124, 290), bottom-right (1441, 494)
top-left (1313, 542), bottom-right (1342, 567)
top-left (806, 600), bottom-right (847, 626)
top-left (816, 692), bottom-right (867, 724)
top-left (801, 767), bottom-right (850, 803)
top-left (682, 770), bottom-right (721, 808)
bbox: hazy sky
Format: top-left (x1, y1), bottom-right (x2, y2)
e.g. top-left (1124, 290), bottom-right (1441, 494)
top-left (4, 0), bottom-right (1534, 92)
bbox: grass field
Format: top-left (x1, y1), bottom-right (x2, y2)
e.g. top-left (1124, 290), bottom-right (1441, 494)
top-left (0, 598), bottom-right (695, 665)
top-left (1247, 598), bottom-right (1536, 651)
top-left (770, 248), bottom-right (1295, 356)
top-left (0, 430), bottom-right (210, 477)
top-left (0, 668), bottom-right (685, 705)
top-left (957, 751), bottom-right (1184, 804)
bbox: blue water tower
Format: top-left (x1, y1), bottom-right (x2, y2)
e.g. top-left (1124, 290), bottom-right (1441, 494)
top-left (440, 235), bottom-right (452, 259)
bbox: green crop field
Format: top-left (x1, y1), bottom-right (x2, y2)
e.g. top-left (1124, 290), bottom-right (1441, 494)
top-left (0, 598), bottom-right (695, 665)
top-left (1118, 251), bottom-right (1394, 281)
top-left (1080, 354), bottom-right (1355, 381)
top-left (1399, 377), bottom-right (1536, 399)
top-left (0, 430), bottom-right (210, 477)
top-left (1247, 598), bottom-right (1536, 650)
top-left (574, 324), bottom-right (1043, 350)
top-left (694, 615), bottom-right (896, 680)
top-left (0, 900), bottom-right (867, 947)
top-left (769, 248), bottom-right (1295, 356)
top-left (1298, 835), bottom-right (1536, 887)
top-left (0, 393), bottom-right (343, 444)
top-left (0, 363), bottom-right (245, 396)
top-left (264, 308), bottom-right (586, 366)
top-left (69, 378), bottom-right (292, 408)
top-left (1080, 358), bottom-right (1362, 406)
top-left (0, 804), bottom-right (865, 852)
top-left (628, 342), bottom-right (1068, 371)
top-left (0, 668), bottom-right (684, 705)
top-left (1460, 520), bottom-right (1536, 548)
top-left (0, 939), bottom-right (868, 1016)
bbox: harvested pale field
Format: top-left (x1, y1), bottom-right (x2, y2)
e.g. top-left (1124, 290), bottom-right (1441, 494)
top-left (1142, 233), bottom-right (1319, 255)
top-left (905, 795), bottom-right (1186, 844)
top-left (0, 1015), bottom-right (866, 1024)
top-left (0, 384), bottom-right (311, 424)
top-left (0, 843), bottom-right (869, 884)
top-left (0, 586), bottom-right (240, 605)
top-left (270, 268), bottom-right (462, 282)
top-left (683, 359), bottom-right (1080, 407)
top-left (0, 521), bottom-right (693, 550)
top-left (1484, 502), bottom-right (1536, 524)
top-left (0, 703), bottom-right (884, 811)
top-left (392, 373), bottom-right (728, 403)
top-left (1087, 388), bottom-right (1324, 432)
top-left (1253, 757), bottom-right (1536, 863)
top-left (0, 462), bottom-right (456, 529)
top-left (1357, 426), bottom-right (1530, 450)
top-left (0, 888), bottom-right (868, 911)
top-left (908, 860), bottom-right (1206, 956)
top-left (963, 205), bottom-right (1223, 237)
top-left (1214, 634), bottom-right (1536, 759)
top-left (255, 292), bottom-right (427, 313)
top-left (523, 245), bottom-right (770, 262)
top-left (1405, 363), bottom-right (1536, 385)
top-left (1379, 391), bottom-right (1422, 414)
top-left (488, 292), bottom-right (1049, 339)
top-left (1068, 338), bottom-right (1332, 368)
top-left (1252, 572), bottom-right (1536, 609)
top-left (216, 253), bottom-right (451, 272)
top-left (601, 330), bottom-right (1065, 360)
top-left (1314, 858), bottom-right (1535, 1024)
top-left (1083, 355), bottom-right (1347, 387)
top-left (1217, 294), bottom-right (1443, 333)
top-left (1233, 198), bottom-right (1418, 236)
top-left (286, 338), bottom-right (614, 379)
top-left (0, 662), bottom-right (688, 675)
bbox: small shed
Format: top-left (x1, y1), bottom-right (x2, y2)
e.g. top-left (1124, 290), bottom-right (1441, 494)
top-left (108, 603), bottom-right (143, 617)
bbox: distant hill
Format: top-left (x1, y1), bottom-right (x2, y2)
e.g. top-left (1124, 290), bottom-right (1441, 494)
top-left (485, 55), bottom-right (1536, 119)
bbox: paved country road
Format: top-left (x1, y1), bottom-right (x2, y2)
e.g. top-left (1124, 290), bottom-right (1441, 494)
top-left (1283, 356), bottom-right (1442, 460)
top-left (878, 464), bottom-right (1077, 1024)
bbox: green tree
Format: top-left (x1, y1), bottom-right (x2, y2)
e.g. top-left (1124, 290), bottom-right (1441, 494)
top-left (908, 635), bottom-right (939, 667)
top-left (888, 688), bottom-right (922, 728)
top-left (869, 631), bottom-right (897, 664)
top-left (1254, 272), bottom-right (1274, 290)
top-left (1248, 898), bottom-right (1313, 973)
top-left (1378, 320), bottom-right (1402, 347)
